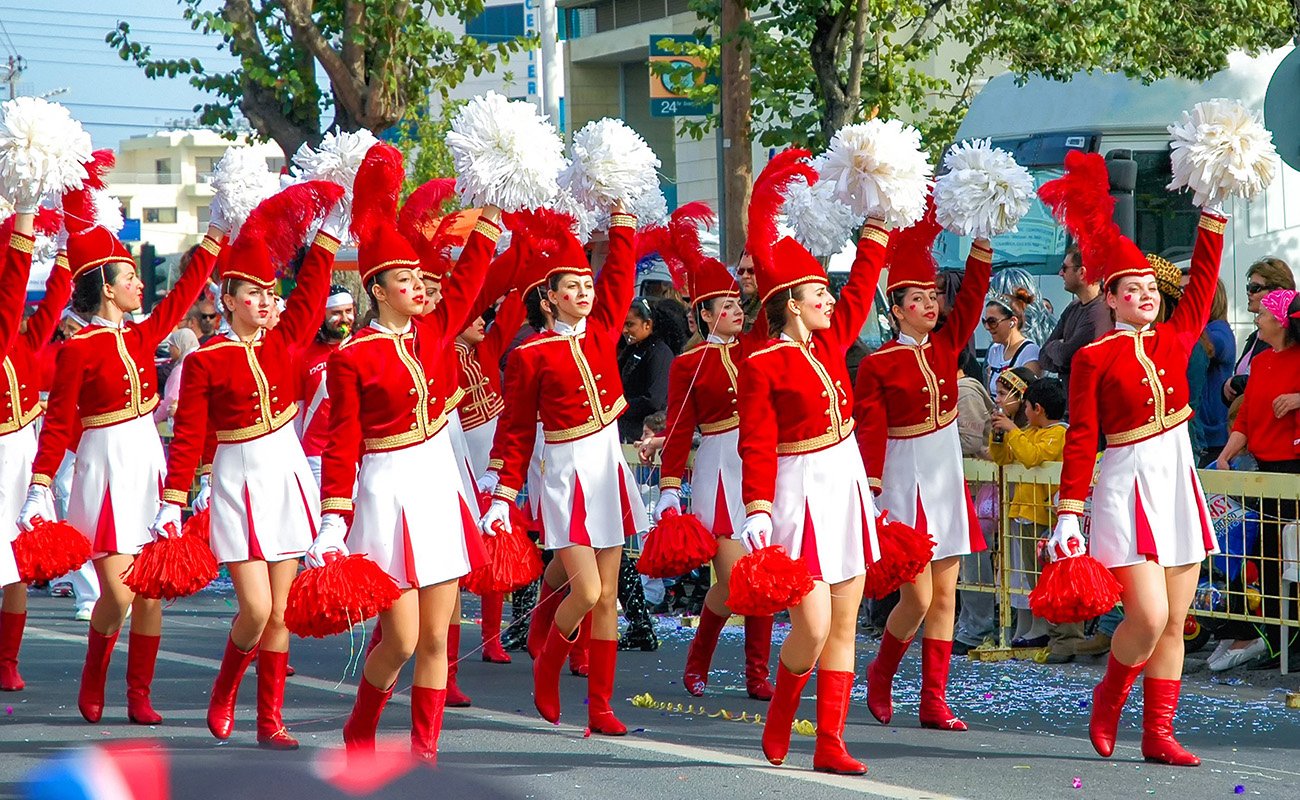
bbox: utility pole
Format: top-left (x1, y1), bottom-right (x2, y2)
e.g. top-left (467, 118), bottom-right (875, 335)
top-left (719, 0), bottom-right (751, 263)
top-left (3, 55), bottom-right (24, 100)
top-left (538, 0), bottom-right (562, 131)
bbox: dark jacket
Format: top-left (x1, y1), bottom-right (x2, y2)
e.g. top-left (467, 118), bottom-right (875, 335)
top-left (1039, 293), bottom-right (1111, 392)
top-left (617, 334), bottom-right (674, 441)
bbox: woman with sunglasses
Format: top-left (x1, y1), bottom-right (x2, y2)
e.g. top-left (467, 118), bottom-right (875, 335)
top-left (854, 203), bottom-right (992, 734)
top-left (1223, 259), bottom-right (1296, 403)
top-left (982, 289), bottom-right (1041, 397)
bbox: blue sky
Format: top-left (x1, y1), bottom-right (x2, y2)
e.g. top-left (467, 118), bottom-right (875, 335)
top-left (0, 0), bottom-right (238, 148)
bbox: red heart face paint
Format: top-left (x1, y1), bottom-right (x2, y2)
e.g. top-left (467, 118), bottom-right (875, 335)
top-left (908, 304), bottom-right (917, 311)
top-left (1123, 294), bottom-right (1132, 302)
top-left (563, 293), bottom-right (572, 301)
top-left (399, 288), bottom-right (408, 294)
top-left (244, 299), bottom-right (252, 306)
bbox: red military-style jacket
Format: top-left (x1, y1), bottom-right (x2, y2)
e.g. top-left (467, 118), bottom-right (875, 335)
top-left (456, 291), bottom-right (523, 432)
top-left (1056, 211), bottom-right (1226, 516)
top-left (737, 221), bottom-right (890, 516)
top-left (320, 218), bottom-right (501, 515)
top-left (853, 241), bottom-right (993, 491)
top-left (31, 232), bottom-right (223, 486)
top-left (160, 230), bottom-right (341, 505)
top-left (489, 214), bottom-right (637, 503)
top-left (0, 243), bottom-right (66, 437)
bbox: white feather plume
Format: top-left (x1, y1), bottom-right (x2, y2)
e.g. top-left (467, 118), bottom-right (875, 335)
top-left (291, 129), bottom-right (378, 196)
top-left (783, 159), bottom-right (864, 257)
top-left (933, 139), bottom-right (1034, 239)
top-left (33, 232), bottom-right (58, 266)
top-left (0, 97), bottom-right (93, 202)
top-left (446, 91), bottom-right (565, 212)
top-left (1167, 98), bottom-right (1280, 208)
top-left (209, 146), bottom-right (278, 235)
top-left (559, 117), bottom-right (661, 213)
top-left (819, 118), bottom-right (933, 228)
top-left (547, 187), bottom-right (597, 244)
top-left (91, 190), bottom-right (124, 235)
top-left (0, 194), bottom-right (13, 224)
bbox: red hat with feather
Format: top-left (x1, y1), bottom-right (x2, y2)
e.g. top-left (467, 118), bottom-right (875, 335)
top-left (646, 202), bottom-right (737, 306)
top-left (746, 149), bottom-right (826, 304)
top-left (223, 181), bottom-right (344, 288)
top-left (1038, 150), bottom-right (1149, 287)
top-left (350, 143), bottom-right (421, 284)
top-left (884, 195), bottom-right (942, 293)
top-left (64, 150), bottom-right (133, 281)
top-left (504, 208), bottom-right (587, 294)
top-left (397, 177), bottom-right (469, 281)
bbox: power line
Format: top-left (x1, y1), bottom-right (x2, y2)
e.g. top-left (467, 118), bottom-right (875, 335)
top-left (0, 17), bottom-right (19, 59)
top-left (0, 5), bottom-right (213, 24)
top-left (3, 18), bottom-right (223, 39)
top-left (65, 100), bottom-right (207, 113)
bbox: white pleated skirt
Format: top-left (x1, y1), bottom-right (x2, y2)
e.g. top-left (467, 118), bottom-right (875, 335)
top-left (348, 428), bottom-right (486, 589)
top-left (69, 414), bottom-right (163, 558)
top-left (878, 422), bottom-right (984, 561)
top-left (690, 428), bottom-right (743, 537)
top-left (538, 423), bottom-right (648, 551)
top-left (210, 423), bottom-right (319, 563)
top-left (0, 424), bottom-right (34, 586)
top-left (524, 422), bottom-right (545, 531)
top-left (771, 435), bottom-right (878, 585)
top-left (446, 410), bottom-right (483, 513)
top-left (461, 415), bottom-right (498, 478)
top-left (1088, 422), bottom-right (1218, 569)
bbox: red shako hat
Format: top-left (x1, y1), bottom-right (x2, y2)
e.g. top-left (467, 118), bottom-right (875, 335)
top-left (350, 143), bottom-right (421, 284)
top-left (746, 149), bottom-right (826, 304)
top-left (638, 202), bottom-right (737, 306)
top-left (504, 208), bottom-right (588, 294)
top-left (884, 195), bottom-right (942, 293)
top-left (1038, 150), bottom-right (1149, 286)
top-left (396, 177), bottom-right (469, 281)
top-left (223, 181), bottom-right (344, 288)
top-left (64, 149), bottom-right (132, 281)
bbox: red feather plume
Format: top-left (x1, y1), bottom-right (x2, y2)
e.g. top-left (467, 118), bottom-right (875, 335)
top-left (664, 201), bottom-right (716, 291)
top-left (504, 207), bottom-right (577, 258)
top-left (1037, 150), bottom-right (1143, 286)
top-left (83, 149), bottom-right (116, 191)
top-left (33, 207), bottom-right (62, 238)
top-left (60, 150), bottom-right (117, 234)
top-left (886, 195), bottom-right (942, 278)
top-left (746, 149), bottom-right (816, 271)
top-left (236, 180), bottom-right (345, 269)
top-left (397, 177), bottom-right (457, 244)
top-left (349, 142), bottom-right (405, 243)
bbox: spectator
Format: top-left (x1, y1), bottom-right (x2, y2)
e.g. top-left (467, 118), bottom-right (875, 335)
top-left (1225, 257), bottom-right (1296, 403)
top-left (1039, 246), bottom-right (1111, 394)
top-left (1211, 289), bottom-right (1300, 671)
top-left (154, 328), bottom-right (200, 425)
top-left (736, 251), bottom-right (759, 331)
top-left (618, 297), bottom-right (675, 442)
top-left (953, 348), bottom-right (996, 655)
top-left (181, 289), bottom-right (221, 342)
top-left (956, 349), bottom-right (994, 458)
top-left (1191, 279), bottom-right (1235, 465)
top-left (983, 288), bottom-right (1041, 397)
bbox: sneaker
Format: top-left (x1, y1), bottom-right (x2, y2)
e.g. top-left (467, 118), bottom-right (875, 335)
top-left (74, 607), bottom-right (92, 622)
top-left (951, 640), bottom-right (977, 657)
top-left (1208, 638), bottom-right (1267, 672)
top-left (618, 628), bottom-right (659, 652)
top-left (1206, 639), bottom-right (1233, 665)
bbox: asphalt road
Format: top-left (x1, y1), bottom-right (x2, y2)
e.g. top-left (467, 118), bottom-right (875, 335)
top-left (2, 590), bottom-right (1297, 800)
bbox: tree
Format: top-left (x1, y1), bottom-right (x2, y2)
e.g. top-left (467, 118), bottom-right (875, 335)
top-left (108, 0), bottom-right (531, 158)
top-left (657, 0), bottom-right (1294, 154)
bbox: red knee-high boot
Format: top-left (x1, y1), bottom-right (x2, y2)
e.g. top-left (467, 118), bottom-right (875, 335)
top-left (480, 592), bottom-right (511, 664)
top-left (410, 686), bottom-right (448, 764)
top-left (208, 637), bottom-right (258, 739)
top-left (528, 581), bottom-right (563, 660)
top-left (534, 622), bottom-right (577, 724)
top-left (812, 670), bottom-right (867, 775)
top-left (445, 623), bottom-right (472, 708)
top-left (343, 676), bottom-right (394, 753)
top-left (918, 638), bottom-right (965, 731)
top-left (683, 606), bottom-right (726, 697)
top-left (866, 629), bottom-right (911, 725)
top-left (126, 632), bottom-right (163, 725)
top-left (79, 627), bottom-right (119, 723)
top-left (0, 611), bottom-right (26, 691)
top-left (365, 619), bottom-right (383, 660)
top-left (568, 613), bottom-right (591, 677)
top-left (256, 650), bottom-right (299, 750)
top-left (744, 615), bottom-right (775, 700)
top-left (761, 661), bottom-right (812, 766)
top-left (1140, 678), bottom-right (1199, 766)
top-left (1090, 654), bottom-right (1145, 757)
top-left (587, 638), bottom-right (627, 736)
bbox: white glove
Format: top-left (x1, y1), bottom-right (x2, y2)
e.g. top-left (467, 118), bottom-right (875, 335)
top-left (736, 512), bottom-right (772, 554)
top-left (1047, 514), bottom-right (1086, 561)
top-left (12, 179), bottom-right (43, 215)
top-left (319, 201), bottom-right (349, 241)
top-left (305, 513), bottom-right (349, 568)
top-left (208, 194), bottom-right (231, 234)
top-left (479, 499), bottom-right (512, 537)
top-left (149, 503), bottom-right (182, 540)
top-left (192, 474), bottom-right (211, 513)
top-left (18, 485), bottom-right (55, 532)
top-left (653, 489), bottom-right (680, 523)
top-left (476, 469), bottom-right (500, 495)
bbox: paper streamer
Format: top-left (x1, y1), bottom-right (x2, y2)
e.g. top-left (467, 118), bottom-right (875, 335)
top-left (630, 692), bottom-right (815, 736)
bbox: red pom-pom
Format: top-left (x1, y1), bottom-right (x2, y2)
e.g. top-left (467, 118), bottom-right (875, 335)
top-left (285, 554), bottom-right (401, 638)
top-left (1029, 554), bottom-right (1123, 624)
top-left (122, 533), bottom-right (219, 600)
top-left (12, 519), bottom-right (91, 583)
top-left (862, 513), bottom-right (936, 600)
top-left (637, 512), bottom-right (718, 578)
top-left (181, 508), bottom-right (210, 545)
top-left (463, 523), bottom-right (544, 594)
top-left (727, 545), bottom-right (814, 616)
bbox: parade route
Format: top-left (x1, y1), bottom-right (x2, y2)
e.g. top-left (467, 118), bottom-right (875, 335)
top-left (2, 594), bottom-right (1297, 799)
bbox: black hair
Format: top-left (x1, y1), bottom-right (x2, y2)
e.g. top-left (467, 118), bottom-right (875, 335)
top-left (643, 411), bottom-right (667, 434)
top-left (957, 348), bottom-right (982, 380)
top-left (692, 296), bottom-right (726, 339)
top-left (1024, 376), bottom-right (1067, 421)
top-left (627, 296), bottom-right (653, 325)
top-left (763, 286), bottom-right (812, 339)
top-left (524, 286), bottom-right (551, 331)
top-left (649, 296), bottom-right (689, 354)
top-left (71, 263), bottom-right (125, 316)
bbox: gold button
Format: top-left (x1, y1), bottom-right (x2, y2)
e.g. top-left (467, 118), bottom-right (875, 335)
top-left (731, 399), bottom-right (737, 405)
top-left (939, 379), bottom-right (946, 385)
top-left (586, 415), bottom-right (594, 422)
top-left (922, 386), bottom-right (930, 393)
top-left (124, 402), bottom-right (131, 408)
top-left (410, 423), bottom-right (418, 430)
top-left (1166, 387), bottom-right (1174, 395)
top-left (727, 387), bottom-right (735, 394)
top-left (124, 389), bottom-right (131, 395)
top-left (581, 400), bottom-right (589, 406)
top-left (941, 395), bottom-right (948, 401)
top-left (1141, 378), bottom-right (1149, 385)
top-left (408, 388), bottom-right (416, 396)
top-left (604, 405), bottom-right (612, 412)
top-left (820, 391), bottom-right (828, 398)
top-left (143, 383), bottom-right (149, 389)
top-left (595, 374), bottom-right (602, 380)
top-left (1158, 369), bottom-right (1166, 376)
top-left (255, 417), bottom-right (263, 423)
top-left (1147, 415), bottom-right (1155, 422)
top-left (600, 389), bottom-right (607, 395)
top-left (271, 396), bottom-right (278, 402)
top-left (1146, 398), bottom-right (1154, 405)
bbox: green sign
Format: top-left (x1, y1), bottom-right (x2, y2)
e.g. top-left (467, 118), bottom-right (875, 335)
top-left (649, 34), bottom-right (712, 118)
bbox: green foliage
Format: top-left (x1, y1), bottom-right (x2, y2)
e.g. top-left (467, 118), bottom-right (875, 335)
top-left (655, 0), bottom-right (1294, 156)
top-left (391, 97), bottom-right (467, 196)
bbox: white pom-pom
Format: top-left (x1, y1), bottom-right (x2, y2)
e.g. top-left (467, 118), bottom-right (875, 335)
top-left (209, 146), bottom-right (278, 235)
top-left (33, 232), bottom-right (57, 265)
top-left (820, 119), bottom-right (933, 228)
top-left (1168, 98), bottom-right (1280, 208)
top-left (0, 97), bottom-right (93, 202)
top-left (783, 160), bottom-right (864, 257)
top-left (446, 91), bottom-right (565, 212)
top-left (548, 188), bottom-right (597, 244)
top-left (91, 190), bottom-right (124, 236)
top-left (0, 194), bottom-right (13, 224)
top-left (291, 129), bottom-right (379, 196)
top-left (559, 118), bottom-right (661, 213)
top-left (933, 139), bottom-right (1034, 239)
top-left (628, 184), bottom-right (668, 229)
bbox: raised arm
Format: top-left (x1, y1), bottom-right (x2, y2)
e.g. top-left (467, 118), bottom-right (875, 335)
top-left (737, 359), bottom-right (779, 517)
top-left (420, 217), bottom-right (502, 348)
top-left (590, 215), bottom-right (638, 340)
top-left (479, 290), bottom-right (525, 371)
top-left (828, 219), bottom-right (890, 354)
top-left (319, 349), bottom-right (363, 520)
top-left (658, 353), bottom-right (701, 490)
top-left (852, 355), bottom-right (887, 494)
top-left (138, 228), bottom-right (225, 346)
top-left (1169, 212), bottom-right (1227, 352)
top-left (30, 342), bottom-right (86, 487)
top-left (0, 227), bottom-right (37, 357)
top-left (936, 240), bottom-right (993, 352)
top-left (490, 346), bottom-right (542, 503)
top-left (160, 353), bottom-right (212, 506)
top-left (270, 231), bottom-right (341, 350)
top-left (21, 252), bottom-right (72, 353)
top-left (1055, 348), bottom-right (1101, 518)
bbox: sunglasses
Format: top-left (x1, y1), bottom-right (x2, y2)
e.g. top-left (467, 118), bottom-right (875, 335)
top-left (982, 316), bottom-right (1011, 328)
top-left (1246, 283), bottom-right (1274, 296)
top-left (200, 312), bottom-right (221, 321)
top-left (736, 267), bottom-right (755, 276)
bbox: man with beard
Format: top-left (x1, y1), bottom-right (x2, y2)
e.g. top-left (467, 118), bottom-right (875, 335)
top-left (295, 286), bottom-right (355, 485)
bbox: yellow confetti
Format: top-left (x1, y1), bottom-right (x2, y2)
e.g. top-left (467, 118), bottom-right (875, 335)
top-left (629, 693), bottom-right (812, 736)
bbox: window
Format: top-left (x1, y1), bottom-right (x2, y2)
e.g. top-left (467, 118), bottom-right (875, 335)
top-left (197, 205), bottom-right (211, 230)
top-left (466, 3), bottom-right (524, 41)
top-left (195, 156), bottom-right (220, 175)
top-left (144, 207), bottom-right (178, 224)
top-left (155, 158), bottom-right (173, 182)
top-left (1132, 149), bottom-right (1197, 261)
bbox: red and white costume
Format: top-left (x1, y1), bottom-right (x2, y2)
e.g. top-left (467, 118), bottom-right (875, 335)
top-left (161, 221), bottom-right (342, 564)
top-left (490, 213), bottom-right (649, 549)
top-left (297, 337), bottom-right (338, 483)
top-left (456, 291), bottom-right (523, 475)
top-left (32, 230), bottom-right (221, 556)
top-left (855, 239), bottom-right (993, 561)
